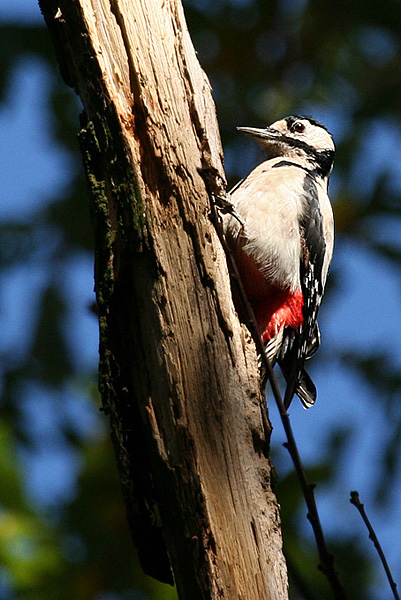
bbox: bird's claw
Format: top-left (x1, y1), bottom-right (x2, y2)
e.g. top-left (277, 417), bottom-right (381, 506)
top-left (212, 193), bottom-right (246, 228)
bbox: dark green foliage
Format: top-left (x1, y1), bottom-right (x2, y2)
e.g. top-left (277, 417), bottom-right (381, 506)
top-left (31, 285), bottom-right (72, 385)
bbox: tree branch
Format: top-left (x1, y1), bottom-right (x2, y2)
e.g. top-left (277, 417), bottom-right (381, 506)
top-left (350, 491), bottom-right (400, 600)
top-left (39, 1), bottom-right (289, 598)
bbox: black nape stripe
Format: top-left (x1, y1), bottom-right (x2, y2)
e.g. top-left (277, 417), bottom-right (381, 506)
top-left (312, 149), bottom-right (335, 178)
top-left (272, 160), bottom-right (316, 175)
top-left (278, 135), bottom-right (334, 178)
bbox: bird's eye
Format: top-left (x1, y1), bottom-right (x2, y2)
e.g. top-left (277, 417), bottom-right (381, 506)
top-left (293, 122), bottom-right (305, 133)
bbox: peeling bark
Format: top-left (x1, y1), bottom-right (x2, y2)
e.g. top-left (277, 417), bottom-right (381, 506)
top-left (39, 0), bottom-right (289, 598)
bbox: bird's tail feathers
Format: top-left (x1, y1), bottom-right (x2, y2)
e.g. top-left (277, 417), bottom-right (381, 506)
top-left (277, 327), bottom-right (317, 409)
top-left (280, 362), bottom-right (317, 409)
top-left (259, 327), bottom-right (317, 409)
top-left (293, 368), bottom-right (316, 408)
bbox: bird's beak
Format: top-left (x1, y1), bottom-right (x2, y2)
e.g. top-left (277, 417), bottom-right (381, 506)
top-left (237, 126), bottom-right (282, 142)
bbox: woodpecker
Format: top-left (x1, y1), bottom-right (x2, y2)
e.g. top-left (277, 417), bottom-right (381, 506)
top-left (224, 115), bottom-right (335, 408)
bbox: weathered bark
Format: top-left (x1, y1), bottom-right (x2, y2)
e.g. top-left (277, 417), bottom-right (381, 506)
top-left (39, 0), bottom-right (289, 598)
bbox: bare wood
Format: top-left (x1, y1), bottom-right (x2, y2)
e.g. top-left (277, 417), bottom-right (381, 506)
top-left (39, 0), bottom-right (289, 598)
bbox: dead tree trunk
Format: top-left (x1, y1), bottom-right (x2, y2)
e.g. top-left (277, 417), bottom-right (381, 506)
top-left (39, 1), bottom-right (289, 598)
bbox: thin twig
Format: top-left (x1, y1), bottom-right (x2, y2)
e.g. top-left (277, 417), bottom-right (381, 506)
top-left (350, 491), bottom-right (400, 600)
top-left (207, 188), bottom-right (347, 600)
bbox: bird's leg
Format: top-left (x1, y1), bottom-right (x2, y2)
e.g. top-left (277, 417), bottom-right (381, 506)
top-left (211, 192), bottom-right (246, 229)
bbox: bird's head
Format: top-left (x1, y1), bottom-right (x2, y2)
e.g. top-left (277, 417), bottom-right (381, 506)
top-left (238, 115), bottom-right (335, 178)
